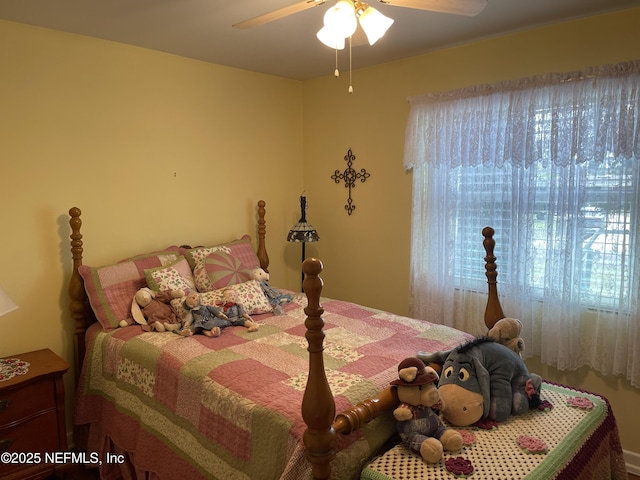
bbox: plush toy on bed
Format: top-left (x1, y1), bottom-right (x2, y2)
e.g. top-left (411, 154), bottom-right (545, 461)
top-left (180, 292), bottom-right (231, 337)
top-left (217, 288), bottom-right (259, 331)
top-left (129, 287), bottom-right (184, 332)
top-left (390, 357), bottom-right (463, 463)
top-left (418, 338), bottom-right (542, 427)
top-left (487, 318), bottom-right (525, 357)
top-left (249, 268), bottom-right (293, 316)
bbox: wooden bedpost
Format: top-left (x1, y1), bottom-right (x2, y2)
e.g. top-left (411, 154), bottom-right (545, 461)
top-left (301, 258), bottom-right (336, 480)
top-left (256, 200), bottom-right (269, 272)
top-left (482, 226), bottom-right (505, 330)
top-left (333, 387), bottom-right (398, 435)
top-left (69, 207), bottom-right (90, 382)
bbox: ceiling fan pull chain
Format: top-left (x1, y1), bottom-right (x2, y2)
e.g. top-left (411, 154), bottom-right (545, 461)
top-left (348, 36), bottom-right (353, 94)
top-left (334, 47), bottom-right (340, 78)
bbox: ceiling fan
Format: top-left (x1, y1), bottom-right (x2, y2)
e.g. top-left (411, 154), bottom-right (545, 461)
top-left (233, 0), bottom-right (488, 30)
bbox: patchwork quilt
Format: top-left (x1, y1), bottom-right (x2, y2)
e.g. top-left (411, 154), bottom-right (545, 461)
top-left (74, 294), bottom-right (472, 480)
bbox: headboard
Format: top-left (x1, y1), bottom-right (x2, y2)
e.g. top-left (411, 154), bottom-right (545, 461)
top-left (67, 200), bottom-right (270, 381)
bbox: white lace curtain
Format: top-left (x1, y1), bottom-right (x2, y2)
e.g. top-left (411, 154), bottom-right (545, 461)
top-left (404, 60), bottom-right (640, 387)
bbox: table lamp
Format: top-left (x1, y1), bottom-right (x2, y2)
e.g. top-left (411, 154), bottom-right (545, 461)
top-left (0, 285), bottom-right (18, 317)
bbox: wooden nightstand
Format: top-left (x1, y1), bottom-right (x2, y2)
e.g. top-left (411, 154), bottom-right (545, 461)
top-left (0, 349), bottom-right (70, 480)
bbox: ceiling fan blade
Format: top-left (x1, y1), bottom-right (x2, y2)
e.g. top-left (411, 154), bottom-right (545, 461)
top-left (233, 0), bottom-right (329, 29)
top-left (378, 0), bottom-right (487, 16)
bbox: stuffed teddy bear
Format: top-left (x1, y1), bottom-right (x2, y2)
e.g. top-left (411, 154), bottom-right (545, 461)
top-left (418, 338), bottom-right (542, 427)
top-left (390, 357), bottom-right (463, 463)
top-left (487, 318), bottom-right (525, 356)
top-left (180, 292), bottom-right (231, 337)
top-left (129, 287), bottom-right (184, 332)
top-left (216, 288), bottom-right (259, 331)
top-left (248, 268), bottom-right (293, 315)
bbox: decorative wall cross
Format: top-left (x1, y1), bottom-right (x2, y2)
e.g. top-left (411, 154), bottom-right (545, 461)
top-left (331, 148), bottom-right (371, 215)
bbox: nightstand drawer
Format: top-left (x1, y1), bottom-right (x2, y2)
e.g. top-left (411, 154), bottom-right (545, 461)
top-left (0, 350), bottom-right (69, 480)
top-left (0, 411), bottom-right (59, 477)
top-left (0, 380), bottom-right (55, 427)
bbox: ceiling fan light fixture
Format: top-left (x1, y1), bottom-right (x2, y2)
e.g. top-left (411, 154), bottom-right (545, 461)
top-left (358, 6), bottom-right (394, 45)
top-left (317, 25), bottom-right (346, 49)
top-left (323, 0), bottom-right (358, 38)
top-left (233, 0), bottom-right (488, 92)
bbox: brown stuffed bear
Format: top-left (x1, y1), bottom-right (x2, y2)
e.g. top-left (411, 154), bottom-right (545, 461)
top-left (487, 318), bottom-right (525, 356)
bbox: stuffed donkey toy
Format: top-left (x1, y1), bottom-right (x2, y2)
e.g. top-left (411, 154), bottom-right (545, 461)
top-left (418, 338), bottom-right (541, 426)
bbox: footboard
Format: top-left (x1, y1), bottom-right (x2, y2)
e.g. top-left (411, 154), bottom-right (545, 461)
top-left (483, 226), bottom-right (505, 330)
top-left (301, 258), bottom-right (400, 480)
top-left (301, 227), bottom-right (509, 479)
top-left (301, 258), bottom-right (336, 479)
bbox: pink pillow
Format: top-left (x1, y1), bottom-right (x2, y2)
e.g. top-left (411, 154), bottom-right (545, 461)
top-left (192, 251), bottom-right (251, 291)
top-left (79, 252), bottom-right (180, 330)
top-left (186, 235), bottom-right (261, 292)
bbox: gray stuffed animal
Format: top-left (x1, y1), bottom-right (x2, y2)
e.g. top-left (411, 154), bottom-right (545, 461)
top-left (418, 338), bottom-right (541, 427)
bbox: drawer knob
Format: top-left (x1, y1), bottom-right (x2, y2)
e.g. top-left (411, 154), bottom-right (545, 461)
top-left (0, 438), bottom-right (13, 452)
top-left (0, 399), bottom-right (10, 411)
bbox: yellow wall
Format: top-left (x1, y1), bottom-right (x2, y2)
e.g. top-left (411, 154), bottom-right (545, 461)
top-left (0, 19), bottom-right (305, 434)
top-left (302, 8), bottom-right (640, 454)
top-left (1, 6), bottom-right (640, 459)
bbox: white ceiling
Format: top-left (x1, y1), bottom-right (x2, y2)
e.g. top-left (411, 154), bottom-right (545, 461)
top-left (1, 0), bottom-right (639, 80)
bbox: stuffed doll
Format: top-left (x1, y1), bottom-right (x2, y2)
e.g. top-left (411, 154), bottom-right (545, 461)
top-left (249, 268), bottom-right (293, 316)
top-left (390, 357), bottom-right (463, 463)
top-left (487, 318), bottom-right (525, 357)
top-left (129, 287), bottom-right (184, 332)
top-left (180, 292), bottom-right (231, 337)
top-left (216, 288), bottom-right (259, 331)
top-left (418, 338), bottom-right (542, 427)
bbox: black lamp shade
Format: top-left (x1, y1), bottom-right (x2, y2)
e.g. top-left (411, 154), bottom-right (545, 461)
top-left (287, 196), bottom-right (319, 243)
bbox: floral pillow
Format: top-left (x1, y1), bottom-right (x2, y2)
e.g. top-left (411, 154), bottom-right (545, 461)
top-left (144, 256), bottom-right (196, 295)
top-left (171, 279), bottom-right (271, 320)
top-left (79, 251), bottom-right (180, 330)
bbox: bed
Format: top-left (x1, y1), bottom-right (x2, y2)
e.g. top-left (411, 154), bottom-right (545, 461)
top-left (68, 201), bottom-right (627, 480)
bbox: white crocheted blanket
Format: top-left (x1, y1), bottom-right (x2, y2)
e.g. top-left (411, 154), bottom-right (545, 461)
top-left (362, 382), bottom-right (626, 480)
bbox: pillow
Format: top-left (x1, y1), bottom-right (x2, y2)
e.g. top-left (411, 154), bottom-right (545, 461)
top-left (122, 246), bottom-right (184, 262)
top-left (144, 256), bottom-right (196, 295)
top-left (192, 251), bottom-right (252, 292)
top-left (79, 252), bottom-right (180, 330)
top-left (185, 235), bottom-right (260, 272)
top-left (211, 279), bottom-right (272, 315)
top-left (170, 279), bottom-right (272, 319)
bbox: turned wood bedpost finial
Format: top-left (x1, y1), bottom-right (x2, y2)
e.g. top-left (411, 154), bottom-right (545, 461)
top-left (256, 200), bottom-right (269, 272)
top-left (482, 226), bottom-right (505, 330)
top-left (69, 207), bottom-right (87, 381)
top-left (333, 387), bottom-right (399, 435)
top-left (301, 258), bottom-right (336, 480)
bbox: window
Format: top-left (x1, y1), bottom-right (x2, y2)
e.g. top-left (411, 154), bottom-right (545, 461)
top-left (451, 157), bottom-right (637, 312)
top-left (404, 60), bottom-right (640, 387)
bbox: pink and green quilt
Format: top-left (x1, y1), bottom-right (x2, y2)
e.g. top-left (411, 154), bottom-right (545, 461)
top-left (74, 294), bottom-right (472, 480)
